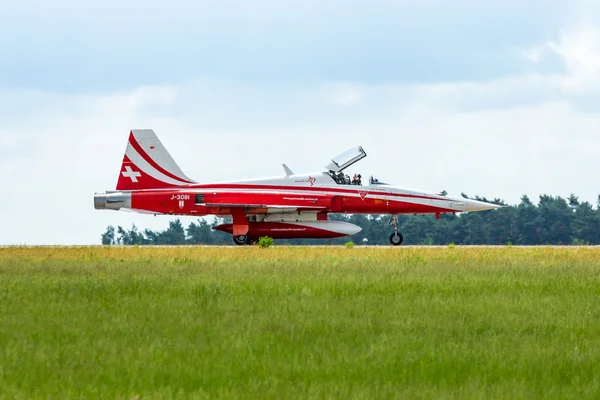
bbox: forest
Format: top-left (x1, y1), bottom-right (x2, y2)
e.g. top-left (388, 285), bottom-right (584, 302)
top-left (100, 193), bottom-right (600, 245)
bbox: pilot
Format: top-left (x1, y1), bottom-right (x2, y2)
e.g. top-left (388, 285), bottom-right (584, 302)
top-left (352, 174), bottom-right (362, 185)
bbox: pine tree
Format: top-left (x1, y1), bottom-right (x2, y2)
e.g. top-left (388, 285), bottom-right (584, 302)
top-left (101, 225), bottom-right (115, 245)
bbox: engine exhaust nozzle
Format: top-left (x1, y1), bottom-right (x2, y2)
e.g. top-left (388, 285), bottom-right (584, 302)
top-left (94, 192), bottom-right (132, 210)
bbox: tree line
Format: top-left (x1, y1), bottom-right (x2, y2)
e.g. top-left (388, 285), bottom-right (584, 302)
top-left (100, 193), bottom-right (600, 245)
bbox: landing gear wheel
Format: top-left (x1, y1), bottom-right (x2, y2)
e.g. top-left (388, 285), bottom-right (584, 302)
top-left (233, 234), bottom-right (250, 246)
top-left (390, 232), bottom-right (404, 246)
top-left (388, 214), bottom-right (403, 246)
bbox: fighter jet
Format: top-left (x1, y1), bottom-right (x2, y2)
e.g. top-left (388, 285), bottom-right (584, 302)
top-left (94, 129), bottom-right (501, 245)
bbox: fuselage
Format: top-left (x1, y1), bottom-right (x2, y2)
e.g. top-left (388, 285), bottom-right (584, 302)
top-left (95, 171), bottom-right (498, 218)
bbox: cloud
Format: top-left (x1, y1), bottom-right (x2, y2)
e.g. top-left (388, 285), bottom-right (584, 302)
top-left (523, 10), bottom-right (600, 91)
top-left (2, 57), bottom-right (600, 245)
top-left (0, 0), bottom-right (573, 91)
top-left (549, 28), bottom-right (600, 88)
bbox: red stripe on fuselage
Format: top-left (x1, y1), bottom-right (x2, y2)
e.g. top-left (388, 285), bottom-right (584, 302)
top-left (128, 132), bottom-right (194, 184)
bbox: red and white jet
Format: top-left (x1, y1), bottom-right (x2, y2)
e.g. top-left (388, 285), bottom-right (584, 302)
top-left (94, 129), bottom-right (501, 245)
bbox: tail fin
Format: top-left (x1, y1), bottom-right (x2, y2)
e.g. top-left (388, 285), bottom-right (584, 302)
top-left (116, 129), bottom-right (195, 190)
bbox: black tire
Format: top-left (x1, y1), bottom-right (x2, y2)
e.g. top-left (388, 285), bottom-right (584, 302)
top-left (389, 232), bottom-right (404, 246)
top-left (233, 234), bottom-right (249, 245)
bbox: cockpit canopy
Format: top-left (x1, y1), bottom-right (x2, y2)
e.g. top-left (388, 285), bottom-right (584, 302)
top-left (324, 146), bottom-right (367, 173)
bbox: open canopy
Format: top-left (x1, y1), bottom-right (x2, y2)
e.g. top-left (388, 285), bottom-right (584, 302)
top-left (324, 146), bottom-right (367, 173)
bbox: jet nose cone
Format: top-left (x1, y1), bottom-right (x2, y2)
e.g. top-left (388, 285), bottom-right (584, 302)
top-left (463, 199), bottom-right (503, 212)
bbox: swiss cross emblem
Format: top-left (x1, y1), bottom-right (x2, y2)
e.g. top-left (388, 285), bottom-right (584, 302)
top-left (122, 166), bottom-right (141, 182)
top-left (358, 191), bottom-right (368, 200)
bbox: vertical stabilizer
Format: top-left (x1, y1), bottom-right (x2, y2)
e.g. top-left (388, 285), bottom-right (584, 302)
top-left (116, 129), bottom-right (195, 190)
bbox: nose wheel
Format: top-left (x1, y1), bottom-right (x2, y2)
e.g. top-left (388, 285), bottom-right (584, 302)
top-left (388, 214), bottom-right (404, 246)
top-left (390, 232), bottom-right (404, 245)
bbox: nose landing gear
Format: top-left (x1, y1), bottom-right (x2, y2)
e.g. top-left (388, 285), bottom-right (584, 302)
top-left (390, 232), bottom-right (403, 245)
top-left (389, 214), bottom-right (404, 246)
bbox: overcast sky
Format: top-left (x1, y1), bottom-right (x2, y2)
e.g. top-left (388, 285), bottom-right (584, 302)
top-left (1, 0), bottom-right (599, 244)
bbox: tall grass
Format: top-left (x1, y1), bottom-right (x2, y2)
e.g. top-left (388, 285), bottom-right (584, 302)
top-left (1, 246), bottom-right (599, 399)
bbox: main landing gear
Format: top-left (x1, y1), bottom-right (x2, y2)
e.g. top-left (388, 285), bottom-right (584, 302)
top-left (231, 208), bottom-right (256, 245)
top-left (389, 214), bottom-right (404, 246)
top-left (233, 234), bottom-right (256, 246)
top-left (233, 234), bottom-right (248, 245)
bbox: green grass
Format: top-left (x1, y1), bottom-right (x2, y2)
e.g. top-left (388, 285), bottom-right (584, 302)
top-left (1, 246), bottom-right (600, 399)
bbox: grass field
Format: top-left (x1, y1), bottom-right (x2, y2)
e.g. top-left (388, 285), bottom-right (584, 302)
top-left (1, 246), bottom-right (600, 399)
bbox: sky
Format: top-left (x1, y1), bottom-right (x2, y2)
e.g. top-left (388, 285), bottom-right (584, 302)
top-left (1, 0), bottom-right (600, 244)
